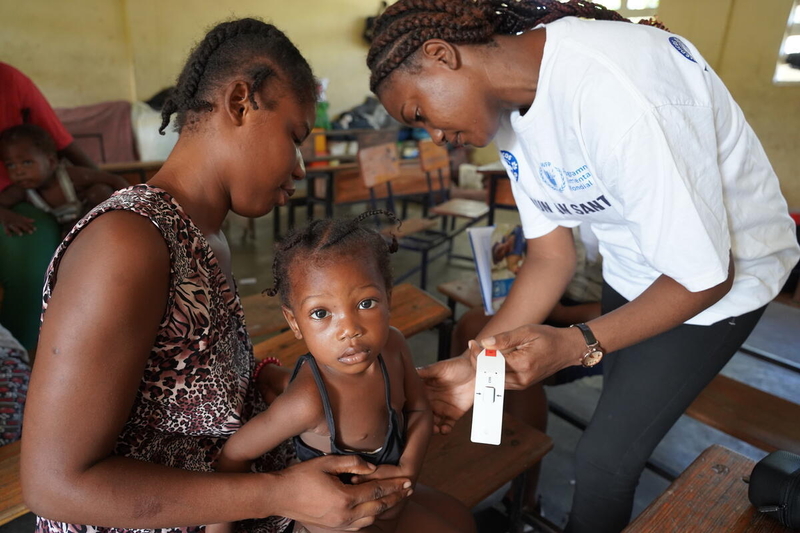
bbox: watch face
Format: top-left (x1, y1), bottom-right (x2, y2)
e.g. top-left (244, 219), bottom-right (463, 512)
top-left (582, 349), bottom-right (604, 368)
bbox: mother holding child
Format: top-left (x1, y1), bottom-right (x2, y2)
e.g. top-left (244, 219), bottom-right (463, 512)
top-left (22, 1), bottom-right (800, 533)
top-left (21, 17), bottom-right (472, 533)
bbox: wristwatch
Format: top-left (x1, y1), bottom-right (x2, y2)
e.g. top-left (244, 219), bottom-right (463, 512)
top-left (569, 323), bottom-right (605, 368)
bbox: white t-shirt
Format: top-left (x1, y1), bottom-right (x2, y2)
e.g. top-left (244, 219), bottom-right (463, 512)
top-left (495, 17), bottom-right (800, 326)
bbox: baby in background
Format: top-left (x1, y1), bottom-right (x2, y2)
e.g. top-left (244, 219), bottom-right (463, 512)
top-left (0, 124), bottom-right (129, 232)
top-left (210, 211), bottom-right (475, 533)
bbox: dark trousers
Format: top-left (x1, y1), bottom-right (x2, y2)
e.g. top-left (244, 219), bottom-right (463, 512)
top-left (565, 284), bottom-right (766, 533)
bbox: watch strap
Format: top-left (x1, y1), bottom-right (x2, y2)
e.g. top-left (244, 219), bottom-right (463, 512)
top-left (571, 323), bottom-right (598, 347)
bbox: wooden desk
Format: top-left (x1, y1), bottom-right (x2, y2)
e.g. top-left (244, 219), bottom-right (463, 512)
top-left (626, 445), bottom-right (791, 533)
top-left (437, 275), bottom-right (482, 316)
top-left (420, 411), bottom-right (553, 508)
top-left (0, 441), bottom-right (25, 526)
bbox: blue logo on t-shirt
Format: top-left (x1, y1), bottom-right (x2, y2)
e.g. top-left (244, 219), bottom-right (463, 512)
top-left (669, 37), bottom-right (697, 63)
top-left (539, 162), bottom-right (566, 192)
top-left (500, 151), bottom-right (520, 181)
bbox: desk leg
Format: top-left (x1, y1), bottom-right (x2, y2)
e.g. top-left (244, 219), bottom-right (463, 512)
top-left (273, 205), bottom-right (281, 240)
top-left (488, 174), bottom-right (499, 226)
top-left (326, 171), bottom-right (334, 218)
top-left (306, 175), bottom-right (315, 221)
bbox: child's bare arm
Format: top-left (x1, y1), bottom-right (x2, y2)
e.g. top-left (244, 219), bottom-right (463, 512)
top-left (0, 186), bottom-right (32, 235)
top-left (217, 377), bottom-right (321, 473)
top-left (0, 185), bottom-right (25, 208)
top-left (67, 167), bottom-right (130, 192)
top-left (394, 327), bottom-right (433, 483)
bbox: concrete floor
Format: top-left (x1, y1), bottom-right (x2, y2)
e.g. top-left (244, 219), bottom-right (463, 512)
top-left (4, 204), bottom-right (798, 532)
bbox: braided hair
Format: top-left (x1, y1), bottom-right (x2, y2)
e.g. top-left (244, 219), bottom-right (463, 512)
top-left (266, 210), bottom-right (402, 307)
top-left (159, 18), bottom-right (316, 134)
top-left (367, 0), bottom-right (668, 92)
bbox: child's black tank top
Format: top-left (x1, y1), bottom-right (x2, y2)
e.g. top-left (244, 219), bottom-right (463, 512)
top-left (289, 353), bottom-right (405, 466)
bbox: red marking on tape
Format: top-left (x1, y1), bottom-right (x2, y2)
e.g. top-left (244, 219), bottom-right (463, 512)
top-left (485, 349), bottom-right (496, 357)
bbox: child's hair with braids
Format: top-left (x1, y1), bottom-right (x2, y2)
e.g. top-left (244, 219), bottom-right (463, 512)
top-left (159, 17), bottom-right (316, 134)
top-left (267, 210), bottom-right (402, 307)
top-left (367, 0), bottom-right (668, 92)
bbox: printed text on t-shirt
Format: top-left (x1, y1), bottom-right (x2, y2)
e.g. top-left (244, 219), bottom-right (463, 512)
top-left (530, 195), bottom-right (611, 216)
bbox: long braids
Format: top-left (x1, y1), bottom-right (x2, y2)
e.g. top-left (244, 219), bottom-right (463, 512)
top-left (367, 0), bottom-right (668, 92)
top-left (159, 18), bottom-right (316, 134)
top-left (266, 210), bottom-right (402, 306)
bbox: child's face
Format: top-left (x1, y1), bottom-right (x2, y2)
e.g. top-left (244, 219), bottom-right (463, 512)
top-left (282, 254), bottom-right (391, 375)
top-left (1, 140), bottom-right (57, 189)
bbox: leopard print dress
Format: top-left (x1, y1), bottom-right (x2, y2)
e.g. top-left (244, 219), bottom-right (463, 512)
top-left (36, 185), bottom-right (294, 533)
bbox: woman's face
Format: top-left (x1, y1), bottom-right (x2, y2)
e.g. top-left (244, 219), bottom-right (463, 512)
top-left (228, 84), bottom-right (315, 219)
top-left (377, 46), bottom-right (503, 148)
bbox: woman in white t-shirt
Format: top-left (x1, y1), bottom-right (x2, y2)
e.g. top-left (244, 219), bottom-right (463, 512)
top-left (367, 1), bottom-right (800, 531)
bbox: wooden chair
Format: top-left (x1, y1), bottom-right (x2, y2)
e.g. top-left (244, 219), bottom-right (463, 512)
top-left (419, 140), bottom-right (489, 222)
top-left (418, 141), bottom-right (490, 263)
top-left (358, 142), bottom-right (448, 290)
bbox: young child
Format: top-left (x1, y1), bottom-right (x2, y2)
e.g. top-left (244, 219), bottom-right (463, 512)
top-left (0, 124), bottom-right (129, 231)
top-left (211, 211), bottom-right (475, 533)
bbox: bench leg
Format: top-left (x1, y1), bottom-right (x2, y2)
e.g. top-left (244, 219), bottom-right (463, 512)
top-left (437, 319), bottom-right (453, 362)
top-left (273, 206), bottom-right (281, 241)
top-left (420, 250), bottom-right (429, 291)
top-left (509, 472), bottom-right (527, 533)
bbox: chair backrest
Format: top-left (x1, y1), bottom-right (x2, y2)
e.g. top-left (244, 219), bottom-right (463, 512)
top-left (358, 142), bottom-right (401, 189)
top-left (418, 140), bottom-right (449, 173)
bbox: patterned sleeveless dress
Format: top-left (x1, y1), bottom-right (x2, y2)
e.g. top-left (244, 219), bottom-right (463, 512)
top-left (36, 184), bottom-right (294, 533)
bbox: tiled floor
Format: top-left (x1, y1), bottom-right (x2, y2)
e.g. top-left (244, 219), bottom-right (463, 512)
top-left (4, 204), bottom-right (798, 532)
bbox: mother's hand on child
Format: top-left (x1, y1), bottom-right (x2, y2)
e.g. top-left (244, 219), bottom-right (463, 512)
top-left (350, 464), bottom-right (409, 484)
top-left (274, 454), bottom-right (412, 531)
top-left (480, 324), bottom-right (583, 389)
top-left (417, 340), bottom-right (482, 435)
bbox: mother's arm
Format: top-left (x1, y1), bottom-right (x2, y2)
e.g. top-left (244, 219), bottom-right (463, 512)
top-left (22, 211), bottom-right (410, 530)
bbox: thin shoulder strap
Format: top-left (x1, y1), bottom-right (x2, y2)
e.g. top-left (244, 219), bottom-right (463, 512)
top-left (292, 354), bottom-right (338, 444)
top-left (377, 354), bottom-right (393, 411)
top-left (25, 189), bottom-right (51, 213)
top-left (56, 163), bottom-right (79, 203)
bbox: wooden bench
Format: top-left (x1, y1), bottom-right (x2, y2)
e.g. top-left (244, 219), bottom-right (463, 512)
top-left (437, 276), bottom-right (800, 458)
top-left (0, 441), bottom-right (24, 526)
top-left (241, 291), bottom-right (286, 339)
top-left (626, 445), bottom-right (791, 532)
top-left (685, 374), bottom-right (800, 455)
top-left (253, 283), bottom-right (452, 365)
top-left (99, 160), bottom-right (163, 185)
top-left (421, 412), bottom-right (551, 509)
top-left (0, 419), bottom-right (551, 527)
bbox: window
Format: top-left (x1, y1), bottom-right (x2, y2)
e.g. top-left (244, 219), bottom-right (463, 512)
top-left (774, 0), bottom-right (800, 83)
top-left (595, 0), bottom-right (660, 23)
